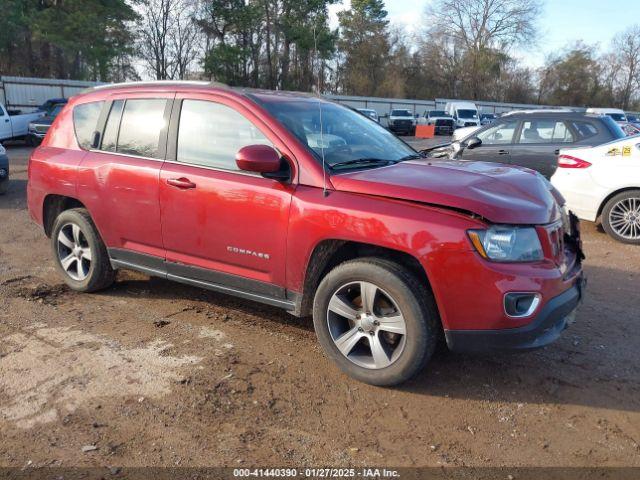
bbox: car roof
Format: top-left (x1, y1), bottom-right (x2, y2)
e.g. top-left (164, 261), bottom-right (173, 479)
top-left (498, 111), bottom-right (601, 119)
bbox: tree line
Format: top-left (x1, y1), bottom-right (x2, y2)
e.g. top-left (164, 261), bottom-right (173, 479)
top-left (1, 0), bottom-right (639, 110)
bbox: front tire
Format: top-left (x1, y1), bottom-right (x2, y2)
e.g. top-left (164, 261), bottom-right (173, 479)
top-left (601, 190), bottom-right (640, 244)
top-left (313, 258), bottom-right (439, 386)
top-left (51, 208), bottom-right (115, 292)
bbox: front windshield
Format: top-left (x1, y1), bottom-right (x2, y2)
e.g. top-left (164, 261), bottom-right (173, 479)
top-left (50, 105), bottom-right (64, 117)
top-left (255, 98), bottom-right (417, 168)
top-left (458, 109), bottom-right (478, 119)
top-left (430, 111), bottom-right (447, 117)
top-left (391, 110), bottom-right (412, 117)
top-left (608, 113), bottom-right (627, 122)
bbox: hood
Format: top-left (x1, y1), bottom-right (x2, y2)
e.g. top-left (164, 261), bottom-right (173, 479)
top-left (32, 115), bottom-right (55, 126)
top-left (330, 159), bottom-right (562, 225)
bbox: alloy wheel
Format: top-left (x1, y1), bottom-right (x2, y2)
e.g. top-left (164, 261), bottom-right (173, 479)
top-left (57, 223), bottom-right (92, 281)
top-left (608, 197), bottom-right (640, 240)
top-left (326, 281), bottom-right (407, 369)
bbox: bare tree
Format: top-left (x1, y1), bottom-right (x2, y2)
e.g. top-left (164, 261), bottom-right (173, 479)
top-left (611, 25), bottom-right (640, 110)
top-left (426, 0), bottom-right (541, 99)
top-left (138, 0), bottom-right (200, 80)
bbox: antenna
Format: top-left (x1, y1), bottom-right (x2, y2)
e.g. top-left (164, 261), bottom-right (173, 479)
top-left (313, 25), bottom-right (329, 198)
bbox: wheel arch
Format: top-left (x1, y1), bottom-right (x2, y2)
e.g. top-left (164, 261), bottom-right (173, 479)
top-left (297, 239), bottom-right (436, 319)
top-left (597, 186), bottom-right (640, 220)
top-left (42, 194), bottom-right (87, 237)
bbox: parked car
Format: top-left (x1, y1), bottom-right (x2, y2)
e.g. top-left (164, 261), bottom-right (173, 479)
top-left (626, 114), bottom-right (639, 123)
top-left (39, 98), bottom-right (68, 113)
top-left (451, 125), bottom-right (481, 141)
top-left (585, 107), bottom-right (627, 125)
top-left (0, 103), bottom-right (45, 142)
top-left (442, 112), bottom-right (626, 179)
top-left (27, 103), bottom-right (66, 146)
top-left (356, 108), bottom-right (379, 122)
top-left (27, 82), bottom-right (585, 386)
top-left (0, 142), bottom-right (8, 195)
top-left (480, 113), bottom-right (496, 125)
top-left (444, 101), bottom-right (481, 128)
top-left (552, 136), bottom-right (640, 244)
top-left (422, 110), bottom-right (454, 135)
top-left (621, 122), bottom-right (640, 136)
top-left (387, 109), bottom-right (415, 135)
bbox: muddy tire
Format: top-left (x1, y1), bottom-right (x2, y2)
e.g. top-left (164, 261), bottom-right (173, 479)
top-left (313, 258), bottom-right (439, 386)
top-left (601, 190), bottom-right (640, 244)
top-left (51, 208), bottom-right (115, 292)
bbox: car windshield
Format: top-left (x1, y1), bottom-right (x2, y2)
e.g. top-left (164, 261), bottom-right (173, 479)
top-left (391, 110), bottom-right (412, 117)
top-left (458, 109), bottom-right (478, 119)
top-left (608, 113), bottom-right (627, 122)
top-left (50, 105), bottom-right (64, 117)
top-left (430, 111), bottom-right (448, 117)
top-left (254, 97), bottom-right (417, 169)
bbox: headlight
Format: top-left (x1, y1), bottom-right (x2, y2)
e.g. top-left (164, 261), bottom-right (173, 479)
top-left (0, 144), bottom-right (5, 155)
top-left (28, 123), bottom-right (36, 131)
top-left (468, 226), bottom-right (543, 262)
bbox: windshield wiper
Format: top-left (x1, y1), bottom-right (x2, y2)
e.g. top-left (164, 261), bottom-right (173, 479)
top-left (397, 153), bottom-right (424, 161)
top-left (329, 158), bottom-right (397, 170)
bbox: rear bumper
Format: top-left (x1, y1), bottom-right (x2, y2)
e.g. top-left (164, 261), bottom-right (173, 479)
top-left (445, 274), bottom-right (585, 353)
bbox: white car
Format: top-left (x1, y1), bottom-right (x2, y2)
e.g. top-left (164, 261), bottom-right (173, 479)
top-left (551, 136), bottom-right (640, 244)
top-left (0, 104), bottom-right (45, 142)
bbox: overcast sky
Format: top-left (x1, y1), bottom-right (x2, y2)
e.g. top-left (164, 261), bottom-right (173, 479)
top-left (328, 0), bottom-right (640, 67)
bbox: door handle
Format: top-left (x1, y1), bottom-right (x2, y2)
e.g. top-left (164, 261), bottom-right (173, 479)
top-left (166, 177), bottom-right (196, 189)
top-left (498, 149), bottom-right (509, 155)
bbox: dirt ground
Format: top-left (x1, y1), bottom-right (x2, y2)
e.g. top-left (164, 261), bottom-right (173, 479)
top-left (0, 141), bottom-right (639, 470)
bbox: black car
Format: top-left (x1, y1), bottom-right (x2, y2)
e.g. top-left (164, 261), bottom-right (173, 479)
top-left (27, 103), bottom-right (65, 146)
top-left (452, 112), bottom-right (626, 179)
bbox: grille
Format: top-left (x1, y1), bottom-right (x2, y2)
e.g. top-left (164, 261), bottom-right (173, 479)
top-left (435, 119), bottom-right (454, 127)
top-left (35, 125), bottom-right (49, 134)
top-left (464, 122), bottom-right (477, 127)
top-left (395, 120), bottom-right (412, 126)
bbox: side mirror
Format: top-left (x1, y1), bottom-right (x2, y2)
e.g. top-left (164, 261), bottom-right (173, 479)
top-left (463, 137), bottom-right (482, 150)
top-left (236, 144), bottom-right (289, 180)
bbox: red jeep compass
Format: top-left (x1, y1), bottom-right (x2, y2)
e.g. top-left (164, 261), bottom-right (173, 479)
top-left (27, 82), bottom-right (585, 385)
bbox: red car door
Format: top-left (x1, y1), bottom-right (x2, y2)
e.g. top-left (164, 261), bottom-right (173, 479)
top-left (77, 92), bottom-right (174, 268)
top-left (159, 93), bottom-right (295, 299)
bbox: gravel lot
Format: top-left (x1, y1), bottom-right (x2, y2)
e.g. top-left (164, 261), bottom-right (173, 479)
top-left (0, 142), bottom-right (639, 470)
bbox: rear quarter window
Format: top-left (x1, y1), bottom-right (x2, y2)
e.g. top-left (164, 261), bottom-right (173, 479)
top-left (73, 101), bottom-right (104, 150)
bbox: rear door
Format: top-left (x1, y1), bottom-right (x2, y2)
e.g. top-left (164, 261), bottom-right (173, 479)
top-left (77, 93), bottom-right (174, 270)
top-left (509, 118), bottom-right (574, 178)
top-left (459, 119), bottom-right (519, 164)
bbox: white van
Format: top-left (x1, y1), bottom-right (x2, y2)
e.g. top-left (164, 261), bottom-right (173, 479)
top-left (444, 101), bottom-right (480, 128)
top-left (585, 108), bottom-right (627, 124)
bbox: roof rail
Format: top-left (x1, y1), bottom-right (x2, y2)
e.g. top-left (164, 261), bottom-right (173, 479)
top-left (80, 80), bottom-right (229, 94)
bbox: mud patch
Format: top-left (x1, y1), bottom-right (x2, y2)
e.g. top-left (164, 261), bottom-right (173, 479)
top-left (0, 325), bottom-right (201, 429)
top-left (3, 276), bottom-right (69, 306)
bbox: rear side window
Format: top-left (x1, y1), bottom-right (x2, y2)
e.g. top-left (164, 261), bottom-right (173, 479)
top-left (117, 99), bottom-right (167, 158)
top-left (177, 100), bottom-right (272, 171)
top-left (73, 101), bottom-right (104, 150)
top-left (101, 100), bottom-right (124, 152)
top-left (518, 120), bottom-right (574, 143)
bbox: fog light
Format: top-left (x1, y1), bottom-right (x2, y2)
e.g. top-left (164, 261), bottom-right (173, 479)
top-left (504, 293), bottom-right (541, 318)
top-left (0, 168), bottom-right (7, 179)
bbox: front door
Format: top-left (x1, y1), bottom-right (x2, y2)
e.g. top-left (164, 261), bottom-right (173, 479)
top-left (159, 95), bottom-right (295, 298)
top-left (459, 120), bottom-right (519, 166)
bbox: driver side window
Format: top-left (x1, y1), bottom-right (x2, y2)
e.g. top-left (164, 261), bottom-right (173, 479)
top-left (476, 121), bottom-right (518, 145)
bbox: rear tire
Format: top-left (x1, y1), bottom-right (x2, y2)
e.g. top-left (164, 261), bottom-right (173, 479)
top-left (51, 208), bottom-right (115, 292)
top-left (312, 258), bottom-right (439, 386)
top-left (601, 190), bottom-right (640, 244)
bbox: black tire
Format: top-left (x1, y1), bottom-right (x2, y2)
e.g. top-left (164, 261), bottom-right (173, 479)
top-left (312, 258), bottom-right (439, 386)
top-left (51, 208), bottom-right (116, 292)
top-left (0, 180), bottom-right (7, 195)
top-left (601, 190), bottom-right (640, 245)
